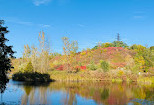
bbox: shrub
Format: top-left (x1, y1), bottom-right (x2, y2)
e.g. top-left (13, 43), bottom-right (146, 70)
top-left (75, 66), bottom-right (86, 71)
top-left (100, 60), bottom-right (109, 72)
top-left (87, 62), bottom-right (97, 71)
top-left (150, 46), bottom-right (154, 51)
top-left (118, 70), bottom-right (124, 77)
top-left (81, 66), bottom-right (86, 70)
top-left (54, 65), bottom-right (64, 71)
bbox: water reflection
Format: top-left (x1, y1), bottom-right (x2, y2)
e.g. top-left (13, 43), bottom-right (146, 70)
top-left (17, 82), bottom-right (50, 105)
top-left (0, 80), bottom-right (7, 94)
top-left (0, 76), bottom-right (9, 94)
top-left (3, 81), bottom-right (154, 105)
top-left (0, 76), bottom-right (9, 105)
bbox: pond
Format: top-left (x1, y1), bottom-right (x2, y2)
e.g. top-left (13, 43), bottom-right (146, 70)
top-left (0, 80), bottom-right (154, 105)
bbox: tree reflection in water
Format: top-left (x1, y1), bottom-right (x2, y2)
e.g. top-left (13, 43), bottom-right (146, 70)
top-left (62, 88), bottom-right (77, 105)
top-left (0, 78), bottom-right (8, 94)
top-left (0, 76), bottom-right (9, 104)
top-left (20, 82), bottom-right (49, 105)
top-left (18, 81), bottom-right (154, 105)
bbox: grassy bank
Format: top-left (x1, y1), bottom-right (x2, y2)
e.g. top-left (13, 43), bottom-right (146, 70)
top-left (137, 76), bottom-right (154, 84)
top-left (48, 70), bottom-right (154, 84)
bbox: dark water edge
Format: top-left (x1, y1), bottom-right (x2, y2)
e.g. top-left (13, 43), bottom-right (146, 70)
top-left (0, 80), bottom-right (154, 105)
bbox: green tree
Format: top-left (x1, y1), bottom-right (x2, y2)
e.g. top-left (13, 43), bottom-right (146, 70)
top-left (87, 61), bottom-right (97, 71)
top-left (0, 20), bottom-right (15, 77)
top-left (25, 61), bottom-right (33, 73)
top-left (112, 41), bottom-right (128, 48)
top-left (101, 42), bottom-right (114, 48)
top-left (0, 20), bottom-right (15, 93)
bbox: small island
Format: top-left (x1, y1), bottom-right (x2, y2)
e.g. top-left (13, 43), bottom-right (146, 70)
top-left (12, 72), bottom-right (52, 82)
top-left (12, 62), bottom-right (52, 82)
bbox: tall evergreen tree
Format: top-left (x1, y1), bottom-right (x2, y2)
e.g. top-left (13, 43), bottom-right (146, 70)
top-left (0, 20), bottom-right (15, 93)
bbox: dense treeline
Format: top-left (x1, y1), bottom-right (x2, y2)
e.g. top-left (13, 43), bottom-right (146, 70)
top-left (11, 31), bottom-right (154, 82)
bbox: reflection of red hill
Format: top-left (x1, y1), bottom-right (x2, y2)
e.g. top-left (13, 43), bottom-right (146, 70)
top-left (108, 95), bottom-right (116, 105)
top-left (48, 82), bottom-right (153, 105)
top-left (107, 92), bottom-right (129, 105)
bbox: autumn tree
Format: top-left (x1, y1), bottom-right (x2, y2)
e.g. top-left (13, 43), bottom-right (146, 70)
top-left (38, 31), bottom-right (50, 73)
top-left (23, 44), bottom-right (31, 62)
top-left (62, 37), bottom-right (78, 72)
top-left (31, 45), bottom-right (38, 72)
top-left (130, 44), bottom-right (153, 71)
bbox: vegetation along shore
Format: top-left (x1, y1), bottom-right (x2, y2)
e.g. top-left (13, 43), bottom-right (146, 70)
top-left (11, 31), bottom-right (154, 83)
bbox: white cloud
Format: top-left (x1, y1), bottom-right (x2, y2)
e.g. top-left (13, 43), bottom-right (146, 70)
top-left (33, 0), bottom-right (52, 6)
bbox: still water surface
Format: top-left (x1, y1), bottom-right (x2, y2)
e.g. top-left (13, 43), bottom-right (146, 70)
top-left (0, 80), bottom-right (154, 105)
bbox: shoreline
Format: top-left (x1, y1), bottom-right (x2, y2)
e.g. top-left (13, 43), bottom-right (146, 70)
top-left (10, 70), bottom-right (154, 84)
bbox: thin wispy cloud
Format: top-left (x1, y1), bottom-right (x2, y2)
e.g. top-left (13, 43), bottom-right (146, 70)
top-left (4, 17), bottom-right (51, 28)
top-left (77, 24), bottom-right (85, 27)
top-left (133, 10), bottom-right (145, 19)
top-left (39, 24), bottom-right (51, 28)
top-left (134, 11), bottom-right (145, 14)
top-left (133, 15), bottom-right (144, 19)
top-left (33, 0), bottom-right (52, 6)
top-left (17, 21), bottom-right (33, 26)
top-left (3, 17), bottom-right (33, 26)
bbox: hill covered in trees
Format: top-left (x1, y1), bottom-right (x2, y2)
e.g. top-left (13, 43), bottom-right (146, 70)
top-left (11, 31), bottom-right (154, 82)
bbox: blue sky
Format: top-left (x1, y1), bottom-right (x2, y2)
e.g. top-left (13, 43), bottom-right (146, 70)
top-left (0, 0), bottom-right (154, 57)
